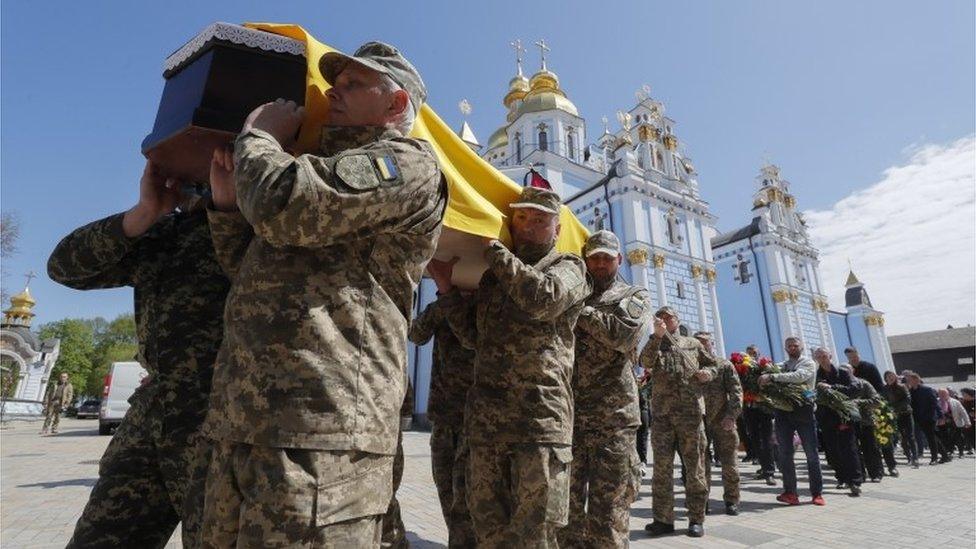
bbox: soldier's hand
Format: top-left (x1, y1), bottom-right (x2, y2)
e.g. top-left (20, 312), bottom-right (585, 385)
top-left (694, 370), bottom-right (713, 383)
top-left (721, 417), bottom-right (736, 432)
top-left (243, 99), bottom-right (305, 147)
top-left (427, 257), bottom-right (459, 295)
top-left (123, 160), bottom-right (182, 237)
top-left (210, 146), bottom-right (237, 212)
top-left (652, 317), bottom-right (666, 338)
top-left (758, 374), bottom-right (772, 386)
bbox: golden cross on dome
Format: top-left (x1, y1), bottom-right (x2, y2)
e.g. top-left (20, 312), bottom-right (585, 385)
top-left (458, 99), bottom-right (472, 116)
top-left (23, 271), bottom-right (36, 289)
top-left (509, 39), bottom-right (525, 76)
top-left (534, 39), bottom-right (550, 71)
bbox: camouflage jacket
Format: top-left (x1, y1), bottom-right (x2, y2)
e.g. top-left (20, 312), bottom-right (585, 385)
top-left (441, 242), bottom-right (591, 446)
top-left (48, 211), bottom-right (229, 415)
top-left (638, 332), bottom-right (718, 417)
top-left (850, 377), bottom-right (881, 427)
top-left (44, 381), bottom-right (74, 409)
top-left (703, 359), bottom-right (743, 426)
top-left (573, 280), bottom-right (650, 437)
top-left (203, 126), bottom-right (447, 454)
top-left (407, 299), bottom-right (474, 428)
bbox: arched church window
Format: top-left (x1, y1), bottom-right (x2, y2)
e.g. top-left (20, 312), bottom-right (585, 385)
top-left (676, 281), bottom-right (685, 299)
top-left (567, 129), bottom-right (576, 160)
top-left (515, 132), bottom-right (522, 163)
top-left (655, 149), bottom-right (665, 171)
top-left (666, 210), bottom-right (681, 245)
top-left (538, 125), bottom-right (549, 152)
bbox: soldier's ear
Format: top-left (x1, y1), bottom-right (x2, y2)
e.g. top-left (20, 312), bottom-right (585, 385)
top-left (388, 89), bottom-right (409, 117)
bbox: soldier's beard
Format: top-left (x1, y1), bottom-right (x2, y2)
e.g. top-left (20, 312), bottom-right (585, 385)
top-left (591, 272), bottom-right (615, 293)
top-left (513, 238), bottom-right (555, 263)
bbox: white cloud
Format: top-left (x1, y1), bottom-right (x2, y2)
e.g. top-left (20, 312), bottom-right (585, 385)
top-left (804, 135), bottom-right (976, 335)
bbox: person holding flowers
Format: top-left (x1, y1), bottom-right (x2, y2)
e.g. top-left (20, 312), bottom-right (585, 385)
top-left (758, 337), bottom-right (824, 506)
top-left (814, 348), bottom-right (863, 497)
top-left (840, 364), bottom-right (886, 482)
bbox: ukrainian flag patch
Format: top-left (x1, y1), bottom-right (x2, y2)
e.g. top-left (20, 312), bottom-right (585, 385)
top-left (374, 155), bottom-right (399, 181)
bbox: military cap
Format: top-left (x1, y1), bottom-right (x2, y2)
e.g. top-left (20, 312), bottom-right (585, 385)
top-left (692, 331), bottom-right (712, 340)
top-left (655, 306), bottom-right (679, 319)
top-left (582, 230), bottom-right (621, 258)
top-left (320, 41), bottom-right (427, 111)
top-left (509, 186), bottom-right (562, 215)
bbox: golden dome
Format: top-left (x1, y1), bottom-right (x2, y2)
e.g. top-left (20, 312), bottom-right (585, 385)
top-left (503, 75), bottom-right (530, 108)
top-left (3, 287), bottom-right (36, 326)
top-left (514, 68), bottom-right (579, 117)
top-left (486, 126), bottom-right (509, 151)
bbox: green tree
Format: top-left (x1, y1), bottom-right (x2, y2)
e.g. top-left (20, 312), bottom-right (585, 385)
top-left (38, 318), bottom-right (95, 396)
top-left (87, 313), bottom-right (137, 397)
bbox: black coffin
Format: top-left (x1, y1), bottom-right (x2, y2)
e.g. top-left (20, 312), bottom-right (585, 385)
top-left (142, 23), bottom-right (307, 183)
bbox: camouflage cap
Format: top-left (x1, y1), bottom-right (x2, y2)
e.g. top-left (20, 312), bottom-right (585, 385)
top-left (582, 230), bottom-right (621, 258)
top-left (509, 186), bottom-right (562, 215)
top-left (655, 306), bottom-right (679, 319)
top-left (319, 41), bottom-right (427, 111)
top-left (692, 331), bottom-right (712, 340)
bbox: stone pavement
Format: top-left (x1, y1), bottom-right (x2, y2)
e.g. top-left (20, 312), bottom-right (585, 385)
top-left (2, 418), bottom-right (974, 548)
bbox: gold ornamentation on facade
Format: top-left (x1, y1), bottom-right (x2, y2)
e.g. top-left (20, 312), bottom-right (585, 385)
top-left (652, 253), bottom-right (666, 269)
top-left (690, 265), bottom-right (702, 279)
top-left (772, 290), bottom-right (790, 303)
top-left (627, 248), bottom-right (649, 266)
top-left (864, 315), bottom-right (883, 326)
top-left (705, 269), bottom-right (717, 283)
top-left (784, 195), bottom-right (796, 209)
top-left (663, 134), bottom-right (678, 151)
top-left (767, 187), bottom-right (782, 203)
top-left (790, 291), bottom-right (799, 303)
top-left (638, 125), bottom-right (659, 142)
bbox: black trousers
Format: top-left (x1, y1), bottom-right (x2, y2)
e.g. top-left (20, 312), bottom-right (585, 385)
top-left (821, 421), bottom-right (863, 485)
top-left (637, 407), bottom-right (650, 464)
top-left (737, 416), bottom-right (754, 458)
top-left (744, 407), bottom-right (775, 475)
top-left (896, 413), bottom-right (917, 462)
top-left (856, 424), bottom-right (884, 479)
top-left (916, 419), bottom-right (944, 462)
top-left (936, 423), bottom-right (956, 460)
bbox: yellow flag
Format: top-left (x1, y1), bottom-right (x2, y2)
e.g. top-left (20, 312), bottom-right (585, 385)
top-left (244, 23), bottom-right (589, 283)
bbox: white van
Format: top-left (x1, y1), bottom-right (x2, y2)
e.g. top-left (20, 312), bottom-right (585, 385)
top-left (99, 361), bottom-right (148, 435)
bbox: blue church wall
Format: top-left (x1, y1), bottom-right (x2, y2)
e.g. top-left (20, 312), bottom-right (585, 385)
top-left (752, 245), bottom-right (786, 361)
top-left (829, 312), bottom-right (853, 354)
top-left (845, 316), bottom-right (878, 365)
top-left (714, 246), bottom-right (774, 359)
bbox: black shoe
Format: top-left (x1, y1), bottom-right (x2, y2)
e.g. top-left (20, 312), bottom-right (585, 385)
top-left (889, 468), bottom-right (899, 478)
top-left (725, 502), bottom-right (739, 516)
top-left (850, 484), bottom-right (861, 497)
top-left (645, 521), bottom-right (675, 536)
top-left (741, 455), bottom-right (753, 463)
top-left (687, 523), bottom-right (704, 538)
top-left (836, 482), bottom-right (847, 490)
top-left (939, 456), bottom-right (952, 463)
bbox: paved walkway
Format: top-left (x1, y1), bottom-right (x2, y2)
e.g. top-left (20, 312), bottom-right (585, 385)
top-left (2, 419), bottom-right (974, 548)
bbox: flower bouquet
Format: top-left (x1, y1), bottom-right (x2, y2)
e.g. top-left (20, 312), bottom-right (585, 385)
top-left (873, 400), bottom-right (897, 446)
top-left (731, 353), bottom-right (807, 412)
top-left (816, 386), bottom-right (861, 424)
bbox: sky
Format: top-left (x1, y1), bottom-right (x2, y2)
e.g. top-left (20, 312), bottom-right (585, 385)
top-left (1, 0), bottom-right (974, 334)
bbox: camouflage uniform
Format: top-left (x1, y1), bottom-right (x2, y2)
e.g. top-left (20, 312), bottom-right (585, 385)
top-left (561, 272), bottom-right (650, 549)
top-left (201, 43), bottom-right (446, 546)
top-left (702, 359), bottom-right (743, 506)
top-left (48, 209), bottom-right (229, 549)
top-left (381, 383), bottom-right (414, 549)
top-left (440, 187), bottom-right (591, 549)
top-left (638, 323), bottom-right (718, 527)
top-left (408, 300), bottom-right (477, 548)
top-left (41, 380), bottom-right (73, 433)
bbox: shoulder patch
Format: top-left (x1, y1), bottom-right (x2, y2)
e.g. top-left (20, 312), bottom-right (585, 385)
top-left (554, 262), bottom-right (585, 289)
top-left (335, 154), bottom-right (381, 191)
top-left (623, 295), bottom-right (647, 318)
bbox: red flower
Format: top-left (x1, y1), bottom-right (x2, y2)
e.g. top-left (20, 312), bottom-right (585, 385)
top-left (758, 357), bottom-right (772, 369)
top-left (730, 352), bottom-right (744, 365)
top-left (743, 392), bottom-right (759, 403)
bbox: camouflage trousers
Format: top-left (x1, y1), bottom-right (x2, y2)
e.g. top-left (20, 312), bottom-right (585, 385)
top-left (468, 442), bottom-right (572, 548)
top-left (430, 423), bottom-right (476, 548)
top-left (66, 388), bottom-right (207, 549)
top-left (202, 440), bottom-right (393, 548)
top-left (41, 405), bottom-right (63, 432)
top-left (650, 413), bottom-right (707, 524)
top-left (381, 430), bottom-right (408, 548)
top-left (560, 429), bottom-right (640, 549)
top-left (705, 421), bottom-right (741, 505)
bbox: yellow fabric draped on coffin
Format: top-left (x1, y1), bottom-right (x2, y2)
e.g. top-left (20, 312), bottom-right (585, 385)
top-left (244, 22), bottom-right (589, 257)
